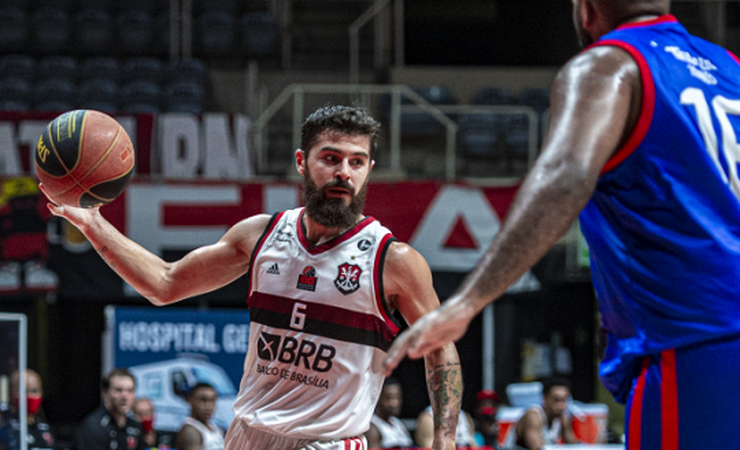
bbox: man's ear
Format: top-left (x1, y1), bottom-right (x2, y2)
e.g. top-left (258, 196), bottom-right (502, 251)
top-left (583, 0), bottom-right (598, 31)
top-left (295, 149), bottom-right (306, 176)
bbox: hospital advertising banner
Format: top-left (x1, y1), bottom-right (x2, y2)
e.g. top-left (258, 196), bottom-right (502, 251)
top-left (103, 306), bottom-right (250, 431)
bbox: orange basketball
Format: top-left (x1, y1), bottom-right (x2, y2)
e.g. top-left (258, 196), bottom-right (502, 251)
top-left (35, 110), bottom-right (135, 208)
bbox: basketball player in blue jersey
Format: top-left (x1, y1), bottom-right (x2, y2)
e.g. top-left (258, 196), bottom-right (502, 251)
top-left (384, 1), bottom-right (740, 448)
top-left (40, 105), bottom-right (463, 450)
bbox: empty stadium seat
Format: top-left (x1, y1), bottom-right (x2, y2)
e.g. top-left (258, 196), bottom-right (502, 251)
top-left (163, 81), bottom-right (206, 114)
top-left (74, 8), bottom-right (113, 56)
top-left (79, 57), bottom-right (120, 83)
top-left (0, 55), bottom-right (35, 82)
top-left (0, 6), bottom-right (28, 54)
top-left (0, 78), bottom-right (32, 111)
top-left (165, 58), bottom-right (208, 85)
top-left (518, 88), bottom-right (551, 114)
top-left (37, 56), bottom-right (78, 83)
top-left (78, 79), bottom-right (118, 113)
top-left (457, 113), bottom-right (504, 158)
top-left (196, 10), bottom-right (237, 59)
top-left (472, 87), bottom-right (516, 105)
top-left (122, 57), bottom-right (165, 84)
top-left (239, 12), bottom-right (280, 60)
top-left (503, 113), bottom-right (532, 159)
top-left (119, 80), bottom-right (161, 113)
top-left (194, 0), bottom-right (239, 14)
top-left (33, 78), bottom-right (76, 112)
top-left (401, 86), bottom-right (457, 136)
top-left (31, 8), bottom-right (71, 55)
top-left (114, 9), bottom-right (154, 55)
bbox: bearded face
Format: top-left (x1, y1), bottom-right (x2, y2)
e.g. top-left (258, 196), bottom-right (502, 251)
top-left (302, 165), bottom-right (369, 229)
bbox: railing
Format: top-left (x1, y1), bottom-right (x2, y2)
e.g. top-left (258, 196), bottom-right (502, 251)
top-left (349, 0), bottom-right (403, 83)
top-left (253, 83), bottom-right (541, 181)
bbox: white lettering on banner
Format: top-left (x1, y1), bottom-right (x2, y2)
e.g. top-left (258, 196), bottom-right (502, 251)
top-left (0, 123), bottom-right (21, 175)
top-left (222, 324), bottom-right (250, 353)
top-left (124, 184), bottom-right (241, 296)
top-left (203, 113), bottom-right (254, 179)
top-left (159, 113), bottom-right (253, 180)
top-left (161, 114), bottom-right (200, 179)
top-left (119, 321), bottom-right (221, 353)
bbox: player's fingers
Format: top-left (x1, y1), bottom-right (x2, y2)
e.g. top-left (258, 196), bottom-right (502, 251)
top-left (382, 331), bottom-right (418, 375)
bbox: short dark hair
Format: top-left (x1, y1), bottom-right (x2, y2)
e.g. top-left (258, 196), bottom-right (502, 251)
top-left (542, 376), bottom-right (572, 396)
top-left (383, 377), bottom-right (402, 390)
top-left (300, 105), bottom-right (381, 159)
top-left (101, 368), bottom-right (135, 391)
top-left (187, 382), bottom-right (216, 398)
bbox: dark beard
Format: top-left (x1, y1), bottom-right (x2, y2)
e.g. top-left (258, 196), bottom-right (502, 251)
top-left (302, 172), bottom-right (368, 230)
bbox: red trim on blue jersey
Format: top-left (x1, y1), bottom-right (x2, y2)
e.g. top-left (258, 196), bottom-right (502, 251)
top-left (246, 211), bottom-right (285, 306)
top-left (660, 349), bottom-right (679, 450)
top-left (628, 358), bottom-right (650, 450)
top-left (296, 209), bottom-right (377, 255)
top-left (373, 233), bottom-right (401, 334)
top-left (729, 50), bottom-right (740, 66)
top-left (616, 15), bottom-right (678, 31)
top-left (590, 40), bottom-right (656, 174)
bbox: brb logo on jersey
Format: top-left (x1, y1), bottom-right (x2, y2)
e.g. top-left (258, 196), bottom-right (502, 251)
top-left (334, 263), bottom-right (361, 295)
top-left (297, 266), bottom-right (317, 291)
top-left (257, 331), bottom-right (336, 372)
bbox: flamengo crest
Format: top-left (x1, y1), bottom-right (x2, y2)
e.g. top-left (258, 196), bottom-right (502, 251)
top-left (334, 263), bottom-right (361, 295)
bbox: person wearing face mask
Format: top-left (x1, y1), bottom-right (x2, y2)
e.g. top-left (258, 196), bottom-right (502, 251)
top-left (132, 398), bottom-right (174, 450)
top-left (1, 369), bottom-right (57, 450)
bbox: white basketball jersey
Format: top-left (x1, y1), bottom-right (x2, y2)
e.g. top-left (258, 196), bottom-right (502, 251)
top-left (181, 417), bottom-right (225, 450)
top-left (233, 208), bottom-right (400, 440)
top-left (370, 415), bottom-right (414, 448)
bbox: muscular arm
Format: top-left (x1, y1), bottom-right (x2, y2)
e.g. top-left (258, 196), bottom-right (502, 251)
top-left (384, 44), bottom-right (643, 368)
top-left (517, 410), bottom-right (545, 450)
top-left (174, 424), bottom-right (203, 450)
top-left (384, 242), bottom-right (463, 450)
top-left (42, 199), bottom-right (271, 305)
top-left (364, 423), bottom-right (382, 449)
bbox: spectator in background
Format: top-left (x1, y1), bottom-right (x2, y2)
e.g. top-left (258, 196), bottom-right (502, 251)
top-left (473, 389), bottom-right (499, 448)
top-left (416, 405), bottom-right (478, 449)
top-left (133, 398), bottom-right (175, 450)
top-left (504, 377), bottom-right (578, 450)
top-left (0, 369), bottom-right (56, 450)
top-left (365, 378), bottom-right (414, 449)
top-left (75, 368), bottom-right (146, 450)
top-left (174, 383), bottom-right (224, 450)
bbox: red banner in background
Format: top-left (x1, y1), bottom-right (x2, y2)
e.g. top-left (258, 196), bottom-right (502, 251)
top-left (0, 110), bottom-right (537, 299)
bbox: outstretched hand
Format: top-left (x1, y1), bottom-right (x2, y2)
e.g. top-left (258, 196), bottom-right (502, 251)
top-left (39, 183), bottom-right (100, 228)
top-left (382, 297), bottom-right (475, 376)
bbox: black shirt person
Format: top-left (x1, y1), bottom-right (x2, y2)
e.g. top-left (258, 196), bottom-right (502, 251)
top-left (75, 368), bottom-right (146, 450)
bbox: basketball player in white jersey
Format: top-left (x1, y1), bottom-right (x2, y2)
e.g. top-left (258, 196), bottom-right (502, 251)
top-left (41, 105), bottom-right (463, 450)
top-left (175, 383), bottom-right (225, 450)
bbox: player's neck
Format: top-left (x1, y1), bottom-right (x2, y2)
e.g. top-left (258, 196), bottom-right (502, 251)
top-left (302, 213), bottom-right (362, 246)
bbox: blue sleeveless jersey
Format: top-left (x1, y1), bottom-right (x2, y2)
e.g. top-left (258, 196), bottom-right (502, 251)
top-left (578, 15), bottom-right (740, 402)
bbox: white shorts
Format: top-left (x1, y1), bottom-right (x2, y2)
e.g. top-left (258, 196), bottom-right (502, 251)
top-left (225, 419), bottom-right (367, 450)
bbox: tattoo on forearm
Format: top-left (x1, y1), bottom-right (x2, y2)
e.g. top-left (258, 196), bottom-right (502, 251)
top-left (427, 361), bottom-right (463, 441)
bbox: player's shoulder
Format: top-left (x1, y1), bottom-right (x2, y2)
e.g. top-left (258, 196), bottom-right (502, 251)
top-left (384, 240), bottom-right (427, 268)
top-left (558, 43), bottom-right (641, 83)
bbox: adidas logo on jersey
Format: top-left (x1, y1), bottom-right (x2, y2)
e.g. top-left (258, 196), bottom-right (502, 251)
top-left (267, 263), bottom-right (280, 275)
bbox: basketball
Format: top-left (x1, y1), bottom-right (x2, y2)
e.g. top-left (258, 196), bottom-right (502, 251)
top-left (35, 110), bottom-right (135, 208)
